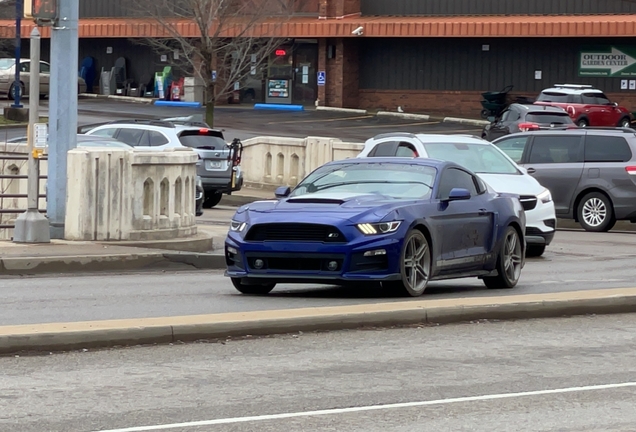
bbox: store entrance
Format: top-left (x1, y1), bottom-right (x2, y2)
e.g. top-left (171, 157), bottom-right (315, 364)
top-left (265, 41), bottom-right (318, 106)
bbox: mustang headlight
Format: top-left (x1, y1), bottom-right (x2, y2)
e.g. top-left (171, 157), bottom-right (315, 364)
top-left (357, 221), bottom-right (401, 235)
top-left (537, 189), bottom-right (552, 204)
top-left (230, 220), bottom-right (247, 232)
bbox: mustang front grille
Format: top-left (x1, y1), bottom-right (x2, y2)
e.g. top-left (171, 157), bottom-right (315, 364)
top-left (245, 223), bottom-right (346, 243)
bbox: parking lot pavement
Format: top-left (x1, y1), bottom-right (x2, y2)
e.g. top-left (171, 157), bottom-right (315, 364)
top-left (3, 314), bottom-right (636, 431)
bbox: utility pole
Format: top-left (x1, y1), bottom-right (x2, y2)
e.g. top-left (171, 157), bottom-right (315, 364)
top-left (13, 27), bottom-right (50, 243)
top-left (46, 0), bottom-right (79, 239)
top-left (11, 0), bottom-right (23, 108)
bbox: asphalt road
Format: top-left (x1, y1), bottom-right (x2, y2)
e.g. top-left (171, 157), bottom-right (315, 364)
top-left (2, 314), bottom-right (636, 431)
top-left (1, 230), bottom-right (634, 326)
top-left (0, 99), bottom-right (483, 142)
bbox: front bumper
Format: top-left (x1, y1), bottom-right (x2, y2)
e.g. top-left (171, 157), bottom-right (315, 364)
top-left (224, 232), bottom-right (403, 284)
top-left (524, 198), bottom-right (556, 246)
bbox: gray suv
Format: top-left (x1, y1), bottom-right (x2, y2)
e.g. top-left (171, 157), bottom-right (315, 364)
top-left (492, 128), bottom-right (636, 232)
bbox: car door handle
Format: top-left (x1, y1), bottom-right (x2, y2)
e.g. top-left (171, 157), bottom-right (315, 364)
top-left (526, 167), bottom-right (536, 174)
top-left (478, 208), bottom-right (488, 215)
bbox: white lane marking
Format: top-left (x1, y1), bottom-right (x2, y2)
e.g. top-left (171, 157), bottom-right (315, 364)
top-left (95, 381), bottom-right (636, 432)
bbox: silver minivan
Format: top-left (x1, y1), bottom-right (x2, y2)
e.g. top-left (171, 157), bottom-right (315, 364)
top-left (492, 128), bottom-right (636, 232)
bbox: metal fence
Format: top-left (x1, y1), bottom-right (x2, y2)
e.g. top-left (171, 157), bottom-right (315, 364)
top-left (0, 154), bottom-right (47, 230)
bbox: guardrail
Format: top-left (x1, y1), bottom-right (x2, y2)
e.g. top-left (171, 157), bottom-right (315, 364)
top-left (0, 154), bottom-right (47, 230)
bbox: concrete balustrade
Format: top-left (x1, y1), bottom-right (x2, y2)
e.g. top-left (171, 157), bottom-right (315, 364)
top-left (241, 136), bottom-right (364, 188)
top-left (65, 147), bottom-right (198, 241)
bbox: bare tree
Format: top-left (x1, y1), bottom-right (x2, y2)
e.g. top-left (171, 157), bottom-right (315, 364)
top-left (131, 0), bottom-right (306, 127)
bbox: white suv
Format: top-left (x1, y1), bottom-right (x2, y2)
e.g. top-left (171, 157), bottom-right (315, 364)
top-left (357, 133), bottom-right (556, 257)
top-left (81, 118), bottom-right (243, 208)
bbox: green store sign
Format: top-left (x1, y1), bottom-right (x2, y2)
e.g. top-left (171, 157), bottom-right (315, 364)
top-left (579, 46), bottom-right (636, 77)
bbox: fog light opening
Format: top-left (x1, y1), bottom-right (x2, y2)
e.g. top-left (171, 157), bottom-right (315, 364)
top-left (227, 246), bottom-right (238, 255)
top-left (254, 259), bottom-right (265, 269)
top-left (327, 261), bottom-right (338, 271)
top-left (364, 249), bottom-right (387, 257)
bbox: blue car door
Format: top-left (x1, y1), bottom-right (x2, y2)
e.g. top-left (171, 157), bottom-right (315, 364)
top-left (433, 167), bottom-right (494, 271)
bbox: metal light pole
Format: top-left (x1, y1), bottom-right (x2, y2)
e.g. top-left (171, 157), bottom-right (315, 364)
top-left (11, 0), bottom-right (23, 108)
top-left (47, 0), bottom-right (79, 239)
top-left (13, 27), bottom-right (50, 243)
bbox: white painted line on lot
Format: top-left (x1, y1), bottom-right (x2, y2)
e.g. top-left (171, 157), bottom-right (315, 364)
top-left (94, 381), bottom-right (636, 432)
top-left (333, 121), bottom-right (440, 129)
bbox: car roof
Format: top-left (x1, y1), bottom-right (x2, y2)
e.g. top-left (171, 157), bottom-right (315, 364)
top-left (540, 84), bottom-right (603, 95)
top-left (367, 133), bottom-right (489, 145)
top-left (325, 156), bottom-right (454, 170)
top-left (493, 128), bottom-right (636, 140)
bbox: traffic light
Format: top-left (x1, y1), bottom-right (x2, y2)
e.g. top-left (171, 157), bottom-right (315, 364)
top-left (24, 0), bottom-right (58, 22)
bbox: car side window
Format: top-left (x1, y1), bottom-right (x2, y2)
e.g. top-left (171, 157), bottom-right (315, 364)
top-left (148, 131), bottom-right (170, 146)
top-left (437, 168), bottom-right (478, 200)
top-left (18, 62), bottom-right (29, 73)
top-left (368, 141), bottom-right (399, 157)
top-left (115, 128), bottom-right (145, 146)
top-left (528, 136), bottom-right (583, 164)
top-left (395, 142), bottom-right (418, 157)
top-left (581, 93), bottom-right (598, 105)
top-left (39, 62), bottom-right (50, 73)
top-left (595, 93), bottom-right (612, 105)
top-left (569, 95), bottom-right (583, 104)
top-left (493, 136), bottom-right (528, 163)
top-left (584, 136), bottom-right (633, 162)
top-left (90, 128), bottom-right (118, 138)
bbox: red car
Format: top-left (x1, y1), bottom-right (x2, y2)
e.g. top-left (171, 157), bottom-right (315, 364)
top-left (534, 84), bottom-right (632, 128)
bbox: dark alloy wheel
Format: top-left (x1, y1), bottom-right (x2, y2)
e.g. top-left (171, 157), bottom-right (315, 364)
top-left (483, 226), bottom-right (523, 289)
top-left (383, 229), bottom-right (431, 297)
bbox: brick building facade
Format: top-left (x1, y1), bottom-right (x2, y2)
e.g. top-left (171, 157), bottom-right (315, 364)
top-left (2, 0), bottom-right (636, 117)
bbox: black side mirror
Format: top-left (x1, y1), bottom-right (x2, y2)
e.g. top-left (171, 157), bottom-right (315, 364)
top-left (275, 186), bottom-right (291, 198)
top-left (443, 188), bottom-right (471, 202)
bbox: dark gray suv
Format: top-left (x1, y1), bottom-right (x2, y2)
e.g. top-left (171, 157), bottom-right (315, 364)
top-left (492, 128), bottom-right (636, 232)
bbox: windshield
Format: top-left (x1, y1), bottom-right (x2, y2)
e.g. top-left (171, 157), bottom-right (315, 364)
top-left (422, 142), bottom-right (520, 175)
top-left (0, 59), bottom-right (14, 70)
top-left (291, 162), bottom-right (436, 200)
top-left (526, 113), bottom-right (573, 124)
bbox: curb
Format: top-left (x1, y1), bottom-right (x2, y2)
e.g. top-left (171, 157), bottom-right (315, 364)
top-left (377, 111), bottom-right (431, 121)
top-left (0, 251), bottom-right (226, 276)
top-left (79, 94), bottom-right (157, 104)
top-left (443, 116), bottom-right (490, 127)
top-left (2, 288), bottom-right (636, 355)
top-left (316, 106), bottom-right (368, 115)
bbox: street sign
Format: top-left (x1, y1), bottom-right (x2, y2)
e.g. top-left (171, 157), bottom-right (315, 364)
top-left (34, 123), bottom-right (48, 149)
top-left (317, 71), bottom-right (326, 86)
top-left (579, 46), bottom-right (636, 77)
top-left (212, 70), bottom-right (217, 82)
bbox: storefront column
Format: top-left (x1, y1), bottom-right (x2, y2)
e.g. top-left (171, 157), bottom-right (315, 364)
top-left (319, 37), bottom-right (359, 109)
top-left (317, 38), bottom-right (327, 106)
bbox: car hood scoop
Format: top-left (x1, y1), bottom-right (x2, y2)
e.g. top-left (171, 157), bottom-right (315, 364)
top-left (285, 192), bottom-right (391, 206)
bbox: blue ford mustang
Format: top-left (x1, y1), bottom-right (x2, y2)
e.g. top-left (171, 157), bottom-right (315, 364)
top-left (225, 158), bottom-right (526, 297)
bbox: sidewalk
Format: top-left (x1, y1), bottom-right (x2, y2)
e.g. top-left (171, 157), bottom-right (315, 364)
top-left (0, 225), bottom-right (226, 276)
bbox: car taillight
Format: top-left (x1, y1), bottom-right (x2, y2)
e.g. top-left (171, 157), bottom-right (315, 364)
top-left (199, 128), bottom-right (209, 134)
top-left (626, 166), bottom-right (636, 176)
top-left (518, 122), bottom-right (540, 132)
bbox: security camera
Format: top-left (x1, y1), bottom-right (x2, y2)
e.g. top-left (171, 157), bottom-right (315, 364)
top-left (352, 26), bottom-right (364, 36)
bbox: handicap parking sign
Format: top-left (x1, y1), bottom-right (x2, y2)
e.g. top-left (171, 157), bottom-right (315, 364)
top-left (317, 71), bottom-right (326, 86)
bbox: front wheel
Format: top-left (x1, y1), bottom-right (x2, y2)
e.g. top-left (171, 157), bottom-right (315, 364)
top-left (383, 229), bottom-right (431, 297)
top-left (619, 117), bottom-right (631, 128)
top-left (577, 118), bottom-right (589, 127)
top-left (483, 226), bottom-right (523, 289)
top-left (231, 278), bottom-right (276, 295)
top-left (577, 192), bottom-right (616, 232)
top-left (8, 82), bottom-right (23, 101)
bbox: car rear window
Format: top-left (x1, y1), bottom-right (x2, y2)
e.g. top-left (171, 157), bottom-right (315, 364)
top-left (179, 130), bottom-right (227, 150)
top-left (584, 136), bottom-right (633, 163)
top-left (537, 92), bottom-right (570, 103)
top-left (526, 113), bottom-right (573, 124)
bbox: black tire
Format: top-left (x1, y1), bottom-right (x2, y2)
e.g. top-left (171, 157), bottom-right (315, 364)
top-left (619, 117), bottom-right (631, 128)
top-left (480, 109), bottom-right (490, 119)
top-left (231, 278), bottom-right (276, 295)
top-left (526, 244), bottom-right (546, 258)
top-left (382, 229), bottom-right (431, 297)
top-left (203, 191), bottom-right (223, 208)
top-left (483, 226), bottom-right (523, 289)
top-left (577, 192), bottom-right (616, 232)
top-left (576, 117), bottom-right (589, 127)
top-left (8, 82), bottom-right (23, 101)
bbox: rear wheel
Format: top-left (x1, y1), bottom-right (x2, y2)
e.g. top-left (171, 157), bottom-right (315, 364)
top-left (8, 82), bottom-right (23, 101)
top-left (203, 191), bottom-right (223, 208)
top-left (577, 192), bottom-right (616, 232)
top-left (231, 278), bottom-right (276, 295)
top-left (619, 117), bottom-right (631, 128)
top-left (483, 226), bottom-right (522, 289)
top-left (383, 229), bottom-right (431, 297)
top-left (576, 118), bottom-right (589, 127)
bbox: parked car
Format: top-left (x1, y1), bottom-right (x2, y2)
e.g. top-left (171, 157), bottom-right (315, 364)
top-left (81, 118), bottom-right (243, 208)
top-left (482, 103), bottom-right (575, 141)
top-left (0, 58), bottom-right (87, 99)
top-left (226, 158), bottom-right (526, 297)
top-left (357, 133), bottom-right (555, 257)
top-left (7, 134), bottom-right (132, 149)
top-left (492, 128), bottom-right (636, 232)
top-left (534, 84), bottom-right (632, 128)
